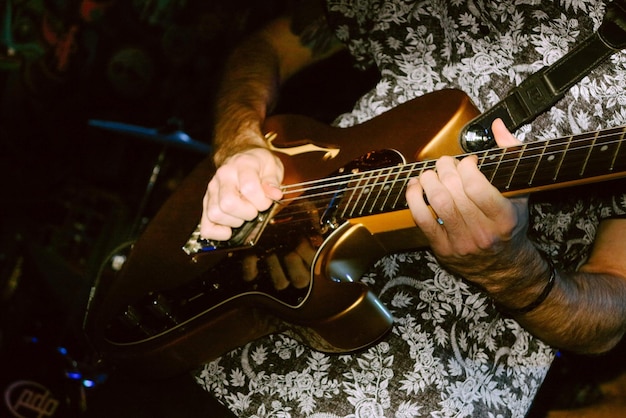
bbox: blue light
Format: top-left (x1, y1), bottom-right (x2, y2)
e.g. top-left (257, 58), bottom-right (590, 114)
top-left (66, 371), bottom-right (82, 380)
top-left (82, 380), bottom-right (96, 388)
top-left (57, 346), bottom-right (68, 356)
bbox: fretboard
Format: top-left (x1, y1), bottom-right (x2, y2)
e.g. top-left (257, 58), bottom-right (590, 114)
top-left (332, 126), bottom-right (626, 219)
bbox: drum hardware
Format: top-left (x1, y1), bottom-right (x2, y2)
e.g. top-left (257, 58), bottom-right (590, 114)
top-left (88, 117), bottom-right (211, 239)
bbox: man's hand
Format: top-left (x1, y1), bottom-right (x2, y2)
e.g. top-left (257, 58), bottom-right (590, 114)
top-left (406, 119), bottom-right (534, 289)
top-left (200, 147), bottom-right (284, 241)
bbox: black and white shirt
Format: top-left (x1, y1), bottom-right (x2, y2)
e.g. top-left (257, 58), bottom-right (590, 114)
top-left (196, 1), bottom-right (626, 416)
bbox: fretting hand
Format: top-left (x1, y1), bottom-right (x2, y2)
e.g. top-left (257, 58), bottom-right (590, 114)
top-left (406, 119), bottom-right (537, 292)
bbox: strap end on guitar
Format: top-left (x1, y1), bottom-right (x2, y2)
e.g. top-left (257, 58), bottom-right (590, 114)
top-left (459, 0), bottom-right (626, 152)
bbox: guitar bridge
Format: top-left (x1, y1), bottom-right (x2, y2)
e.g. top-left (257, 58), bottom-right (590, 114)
top-left (182, 207), bottom-right (273, 255)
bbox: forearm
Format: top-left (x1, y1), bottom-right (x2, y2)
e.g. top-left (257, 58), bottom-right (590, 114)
top-left (492, 248), bottom-right (626, 354)
top-left (519, 269), bottom-right (626, 353)
top-left (450, 231), bottom-right (626, 354)
top-left (211, 11), bottom-right (342, 167)
top-left (212, 34), bottom-right (283, 167)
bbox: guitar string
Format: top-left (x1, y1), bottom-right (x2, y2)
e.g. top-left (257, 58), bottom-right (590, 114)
top-left (277, 129), bottom-right (625, 200)
top-left (282, 129), bottom-right (624, 195)
top-left (254, 130), bottom-right (626, 228)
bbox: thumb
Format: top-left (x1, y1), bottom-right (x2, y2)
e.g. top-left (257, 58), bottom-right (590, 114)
top-left (259, 152), bottom-right (284, 201)
top-left (262, 181), bottom-right (283, 201)
top-left (491, 118), bottom-right (522, 148)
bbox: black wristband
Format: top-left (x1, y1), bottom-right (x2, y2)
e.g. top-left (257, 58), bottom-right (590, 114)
top-left (500, 258), bottom-right (557, 316)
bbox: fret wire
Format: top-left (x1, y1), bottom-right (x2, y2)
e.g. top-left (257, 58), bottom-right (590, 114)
top-left (478, 149), bottom-right (488, 170)
top-left (347, 171), bottom-right (365, 218)
top-left (518, 142), bottom-right (543, 187)
top-left (391, 175), bottom-right (411, 209)
top-left (610, 128), bottom-right (626, 171)
top-left (586, 129), bottom-right (623, 178)
top-left (505, 143), bottom-right (525, 190)
top-left (580, 131), bottom-right (599, 176)
top-left (353, 169), bottom-right (378, 217)
top-left (552, 134), bottom-right (571, 181)
top-left (387, 165), bottom-right (407, 210)
top-left (476, 149), bottom-right (493, 185)
top-left (491, 148), bottom-right (505, 185)
top-left (369, 165), bottom-right (398, 213)
top-left (339, 170), bottom-right (364, 220)
top-left (379, 165), bottom-right (404, 211)
top-left (355, 170), bottom-right (377, 217)
top-left (383, 166), bottom-right (405, 212)
top-left (353, 168), bottom-right (389, 217)
top-left (391, 165), bottom-right (412, 209)
top-left (528, 139), bottom-right (549, 186)
top-left (390, 161), bottom-right (428, 209)
top-left (278, 129), bottom-right (625, 208)
top-left (365, 168), bottom-right (385, 215)
top-left (282, 130), bottom-right (618, 196)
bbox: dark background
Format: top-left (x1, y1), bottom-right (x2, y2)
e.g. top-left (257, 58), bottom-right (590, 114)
top-left (0, 0), bottom-right (624, 417)
top-left (0, 1), bottom-right (378, 416)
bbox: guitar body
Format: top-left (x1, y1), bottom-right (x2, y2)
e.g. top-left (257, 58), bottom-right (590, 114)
top-left (84, 89), bottom-right (479, 378)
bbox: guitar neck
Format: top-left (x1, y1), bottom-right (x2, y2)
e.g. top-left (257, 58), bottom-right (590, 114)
top-left (327, 126), bottom-right (626, 220)
top-left (479, 126), bottom-right (626, 195)
top-left (196, 125), bottom-right (626, 253)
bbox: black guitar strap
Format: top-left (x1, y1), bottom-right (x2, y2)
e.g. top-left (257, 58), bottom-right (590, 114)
top-left (460, 0), bottom-right (626, 151)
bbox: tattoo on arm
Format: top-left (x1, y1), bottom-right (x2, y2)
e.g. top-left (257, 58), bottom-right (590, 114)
top-left (290, 0), bottom-right (341, 57)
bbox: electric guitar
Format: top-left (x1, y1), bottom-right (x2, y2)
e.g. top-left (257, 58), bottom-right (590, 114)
top-left (83, 89), bottom-right (626, 378)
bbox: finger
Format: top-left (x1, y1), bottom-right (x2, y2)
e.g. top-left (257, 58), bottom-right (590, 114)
top-left (428, 156), bottom-right (476, 229)
top-left (238, 166), bottom-right (276, 212)
top-left (262, 181), bottom-right (284, 201)
top-left (199, 217), bottom-right (234, 241)
top-left (200, 190), bottom-right (233, 240)
top-left (296, 238), bottom-right (317, 266)
top-left (457, 155), bottom-right (522, 237)
top-left (283, 251), bottom-right (311, 289)
top-left (406, 176), bottom-right (444, 232)
top-left (230, 150), bottom-right (283, 212)
top-left (456, 155), bottom-right (503, 217)
top-left (490, 118), bottom-right (529, 217)
top-left (241, 254), bottom-right (259, 282)
top-left (491, 118), bottom-right (522, 147)
top-left (266, 253), bottom-right (290, 290)
top-left (433, 156), bottom-right (465, 197)
top-left (260, 154), bottom-right (285, 201)
top-left (207, 174), bottom-right (258, 224)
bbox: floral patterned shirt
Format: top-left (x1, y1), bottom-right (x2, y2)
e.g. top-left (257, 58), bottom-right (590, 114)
top-left (196, 1), bottom-right (626, 417)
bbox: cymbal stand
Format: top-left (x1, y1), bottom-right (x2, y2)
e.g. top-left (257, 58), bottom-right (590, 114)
top-left (128, 144), bottom-right (167, 239)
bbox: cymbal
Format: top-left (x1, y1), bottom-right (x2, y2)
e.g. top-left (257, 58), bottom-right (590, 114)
top-left (88, 119), bottom-right (211, 154)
